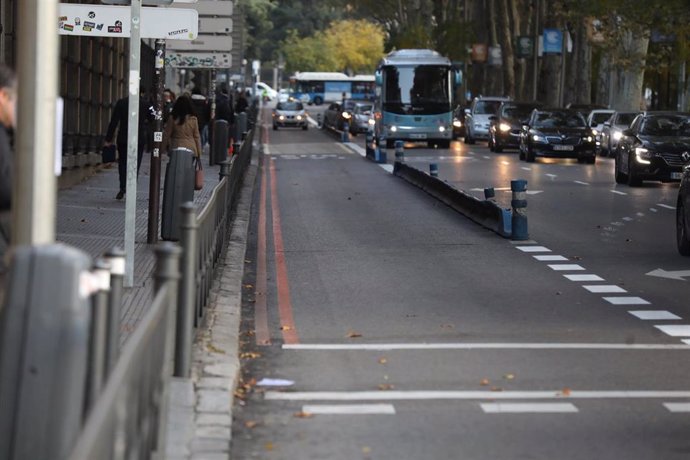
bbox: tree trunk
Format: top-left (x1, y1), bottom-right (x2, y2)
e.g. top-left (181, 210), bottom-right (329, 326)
top-left (573, 19), bottom-right (592, 105)
top-left (486, 0), bottom-right (503, 95)
top-left (499, 0), bottom-right (516, 98)
top-left (514, 0), bottom-right (528, 99)
top-left (538, 1), bottom-right (561, 106)
top-left (610, 31), bottom-right (649, 111)
top-left (595, 51), bottom-right (610, 106)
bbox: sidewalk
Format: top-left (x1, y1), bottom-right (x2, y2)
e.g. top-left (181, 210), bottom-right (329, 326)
top-left (56, 150), bottom-right (221, 342)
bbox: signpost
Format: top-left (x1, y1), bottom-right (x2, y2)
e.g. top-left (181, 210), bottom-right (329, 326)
top-left (57, 2), bottom-right (198, 286)
top-left (166, 52), bottom-right (232, 68)
top-left (164, 35), bottom-right (232, 52)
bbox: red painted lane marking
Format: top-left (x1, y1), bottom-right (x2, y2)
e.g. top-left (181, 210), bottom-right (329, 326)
top-left (269, 158), bottom-right (300, 344)
top-left (254, 159), bottom-right (271, 346)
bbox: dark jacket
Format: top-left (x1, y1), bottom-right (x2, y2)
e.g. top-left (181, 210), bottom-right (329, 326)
top-left (106, 96), bottom-right (154, 146)
top-left (215, 93), bottom-right (234, 125)
top-left (0, 125), bottom-right (12, 211)
top-left (191, 95), bottom-right (211, 129)
top-left (235, 95), bottom-right (249, 114)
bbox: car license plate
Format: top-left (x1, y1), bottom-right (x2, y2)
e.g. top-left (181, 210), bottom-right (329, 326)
top-left (410, 133), bottom-right (427, 139)
top-left (671, 172), bottom-right (683, 180)
top-left (553, 145), bottom-right (574, 151)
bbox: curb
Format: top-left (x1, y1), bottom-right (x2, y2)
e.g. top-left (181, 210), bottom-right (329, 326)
top-left (165, 144), bottom-right (259, 460)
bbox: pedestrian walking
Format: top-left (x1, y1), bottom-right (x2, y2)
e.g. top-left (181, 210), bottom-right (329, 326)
top-left (163, 88), bottom-right (176, 122)
top-left (162, 94), bottom-right (202, 159)
top-left (0, 64), bottom-right (16, 277)
top-left (104, 90), bottom-right (154, 200)
top-left (235, 91), bottom-right (248, 114)
top-left (191, 88), bottom-right (211, 147)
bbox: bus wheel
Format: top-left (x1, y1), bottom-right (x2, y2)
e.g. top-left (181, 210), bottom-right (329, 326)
top-left (313, 96), bottom-right (323, 105)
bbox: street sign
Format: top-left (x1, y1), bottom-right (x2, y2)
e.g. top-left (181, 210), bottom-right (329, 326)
top-left (166, 52), bottom-right (232, 68)
top-left (199, 17), bottom-right (233, 34)
top-left (58, 4), bottom-right (198, 39)
top-left (516, 36), bottom-right (533, 58)
top-left (543, 29), bottom-right (563, 54)
top-left (166, 35), bottom-right (232, 51)
top-left (170, 0), bottom-right (232, 16)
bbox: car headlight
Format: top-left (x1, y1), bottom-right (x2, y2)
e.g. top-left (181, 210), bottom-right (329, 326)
top-left (439, 126), bottom-right (446, 133)
top-left (390, 126), bottom-right (397, 133)
top-left (499, 123), bottom-right (511, 132)
top-left (368, 118), bottom-right (375, 126)
top-left (532, 133), bottom-right (547, 143)
top-left (342, 112), bottom-right (351, 119)
top-left (279, 115), bottom-right (285, 121)
top-left (583, 135), bottom-right (593, 143)
top-left (612, 130), bottom-right (622, 141)
top-left (592, 128), bottom-right (599, 136)
top-left (453, 120), bottom-right (462, 128)
top-left (296, 115), bottom-right (303, 121)
top-left (635, 146), bottom-right (652, 164)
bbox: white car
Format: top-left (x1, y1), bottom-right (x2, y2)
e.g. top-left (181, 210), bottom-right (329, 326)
top-left (254, 81), bottom-right (278, 100)
top-left (599, 111), bottom-right (640, 156)
top-left (586, 109), bottom-right (615, 151)
top-left (464, 96), bottom-right (511, 144)
top-left (277, 89), bottom-right (290, 103)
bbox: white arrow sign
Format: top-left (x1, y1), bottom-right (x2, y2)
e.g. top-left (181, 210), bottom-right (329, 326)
top-left (646, 269), bottom-right (690, 281)
top-left (58, 4), bottom-right (198, 39)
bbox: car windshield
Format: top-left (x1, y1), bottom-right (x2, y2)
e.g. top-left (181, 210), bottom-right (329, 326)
top-left (355, 104), bottom-right (373, 115)
top-left (639, 115), bottom-right (690, 136)
top-left (382, 65), bottom-right (451, 115)
top-left (591, 112), bottom-right (613, 124)
top-left (533, 111), bottom-right (586, 128)
top-left (615, 113), bottom-right (637, 126)
top-left (502, 106), bottom-right (536, 121)
top-left (474, 101), bottom-right (502, 115)
top-left (343, 100), bottom-right (357, 111)
top-left (277, 102), bottom-right (303, 111)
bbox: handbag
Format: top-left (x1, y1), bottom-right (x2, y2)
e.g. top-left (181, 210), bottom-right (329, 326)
top-left (194, 156), bottom-right (204, 191)
top-left (101, 144), bottom-right (117, 163)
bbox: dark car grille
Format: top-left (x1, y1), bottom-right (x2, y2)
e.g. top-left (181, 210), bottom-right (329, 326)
top-left (545, 136), bottom-right (581, 145)
top-left (658, 152), bottom-right (688, 167)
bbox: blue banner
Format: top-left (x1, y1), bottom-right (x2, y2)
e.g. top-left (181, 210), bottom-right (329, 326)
top-left (543, 29), bottom-right (563, 54)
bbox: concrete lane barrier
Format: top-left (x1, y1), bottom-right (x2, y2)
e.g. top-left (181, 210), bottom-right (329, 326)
top-left (393, 162), bottom-right (512, 238)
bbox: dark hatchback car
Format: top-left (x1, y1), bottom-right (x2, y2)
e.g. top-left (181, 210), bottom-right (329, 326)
top-left (614, 112), bottom-right (690, 186)
top-left (322, 99), bottom-right (358, 131)
top-left (519, 109), bottom-right (596, 163)
top-left (678, 165), bottom-right (690, 255)
top-left (489, 102), bottom-right (543, 152)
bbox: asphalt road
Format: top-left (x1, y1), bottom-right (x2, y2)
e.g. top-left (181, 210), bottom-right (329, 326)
top-left (230, 106), bottom-right (690, 460)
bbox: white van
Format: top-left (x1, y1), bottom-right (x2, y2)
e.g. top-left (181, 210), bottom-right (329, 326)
top-left (254, 82), bottom-right (278, 100)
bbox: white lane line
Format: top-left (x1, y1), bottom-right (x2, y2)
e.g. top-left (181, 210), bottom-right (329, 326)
top-left (603, 297), bottom-right (650, 305)
top-left (265, 390), bottom-right (690, 401)
top-left (622, 217), bottom-right (633, 222)
top-left (521, 167), bottom-right (532, 171)
top-left (336, 142), bottom-right (354, 154)
top-left (574, 181), bottom-right (589, 186)
top-left (264, 144), bottom-right (271, 155)
top-left (483, 155), bottom-right (491, 159)
top-left (564, 274), bottom-right (604, 282)
top-left (511, 240), bottom-right (539, 245)
top-left (655, 325), bottom-right (690, 337)
top-left (629, 311), bottom-right (681, 320)
top-left (650, 208), bottom-right (658, 213)
top-left (611, 190), bottom-right (628, 195)
top-left (637, 212), bottom-right (645, 217)
top-left (658, 203), bottom-right (676, 210)
top-left (379, 164), bottom-right (394, 173)
top-left (501, 160), bottom-right (510, 165)
top-left (664, 403), bottom-right (690, 412)
top-left (282, 343), bottom-right (690, 351)
top-left (302, 404), bottom-right (396, 415)
top-left (516, 246), bottom-right (551, 253)
top-left (534, 255), bottom-right (569, 261)
top-left (583, 285), bottom-right (627, 294)
top-left (546, 174), bottom-right (558, 178)
top-left (481, 403), bottom-right (579, 414)
top-left (344, 142), bottom-right (366, 157)
top-left (548, 264), bottom-right (585, 271)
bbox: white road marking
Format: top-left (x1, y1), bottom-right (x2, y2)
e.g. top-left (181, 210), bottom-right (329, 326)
top-left (501, 161), bottom-right (510, 165)
top-left (683, 339), bottom-right (690, 345)
top-left (483, 155), bottom-right (491, 159)
top-left (574, 181), bottom-right (589, 185)
top-left (302, 404), bottom-right (396, 415)
top-left (546, 174), bottom-right (558, 178)
top-left (650, 208), bottom-right (658, 213)
top-left (380, 164), bottom-right (394, 173)
top-left (344, 142), bottom-right (366, 157)
top-left (603, 297), bottom-right (650, 305)
top-left (481, 403), bottom-right (579, 414)
top-left (583, 285), bottom-right (627, 294)
top-left (282, 343), bottom-right (690, 351)
top-left (265, 390), bottom-right (690, 401)
top-left (611, 190), bottom-right (628, 195)
top-left (534, 255), bottom-right (569, 261)
top-left (548, 264), bottom-right (585, 271)
top-left (664, 403), bottom-right (690, 412)
top-left (517, 246), bottom-right (551, 253)
top-left (336, 142), bottom-right (354, 154)
top-left (622, 217), bottom-right (633, 222)
top-left (511, 240), bottom-right (539, 245)
top-left (629, 311), bottom-right (681, 320)
top-left (637, 212), bottom-right (645, 217)
top-left (658, 204), bottom-right (676, 210)
top-left (564, 274), bottom-right (604, 282)
top-left (655, 325), bottom-right (690, 337)
top-left (264, 144), bottom-right (271, 155)
top-left (521, 167), bottom-right (532, 171)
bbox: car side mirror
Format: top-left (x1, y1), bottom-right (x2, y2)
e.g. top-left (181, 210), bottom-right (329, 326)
top-left (464, 108), bottom-right (471, 115)
top-left (604, 121), bottom-right (611, 127)
top-left (622, 128), bottom-right (633, 137)
top-left (522, 125), bottom-right (530, 131)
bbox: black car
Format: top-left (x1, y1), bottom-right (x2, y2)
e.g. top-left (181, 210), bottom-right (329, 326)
top-left (677, 164), bottom-right (690, 255)
top-left (452, 105), bottom-right (466, 140)
top-left (614, 112), bottom-right (690, 186)
top-left (518, 109), bottom-right (596, 163)
top-left (322, 99), bottom-right (358, 131)
top-left (489, 102), bottom-right (543, 152)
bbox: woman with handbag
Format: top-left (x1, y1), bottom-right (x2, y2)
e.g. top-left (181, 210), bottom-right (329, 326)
top-left (162, 94), bottom-right (204, 190)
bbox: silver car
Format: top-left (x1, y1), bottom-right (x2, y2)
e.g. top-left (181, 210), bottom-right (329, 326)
top-left (464, 96), bottom-right (511, 144)
top-left (272, 101), bottom-right (308, 130)
top-left (599, 111), bottom-right (639, 156)
top-left (351, 102), bottom-right (374, 134)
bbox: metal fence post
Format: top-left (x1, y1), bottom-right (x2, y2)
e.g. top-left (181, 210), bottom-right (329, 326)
top-left (85, 258), bottom-right (111, 413)
top-left (153, 242), bottom-right (181, 456)
top-left (176, 203), bottom-right (197, 378)
top-left (212, 119), bottom-right (229, 166)
top-left (219, 160), bottom-right (231, 182)
top-left (103, 247), bottom-right (125, 375)
top-left (238, 112), bottom-right (248, 140)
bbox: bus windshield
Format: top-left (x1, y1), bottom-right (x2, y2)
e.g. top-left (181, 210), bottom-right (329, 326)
top-left (382, 65), bottom-right (451, 115)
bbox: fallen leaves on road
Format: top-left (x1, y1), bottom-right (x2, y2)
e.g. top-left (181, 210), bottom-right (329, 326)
top-left (503, 373), bottom-right (515, 380)
top-left (265, 442), bottom-right (274, 451)
top-left (346, 330), bottom-right (362, 338)
top-left (293, 411), bottom-right (314, 418)
top-left (378, 383), bottom-right (395, 391)
top-left (244, 420), bottom-right (259, 429)
top-left (280, 325), bottom-right (291, 331)
top-left (206, 344), bottom-right (226, 354)
top-left (490, 387), bottom-right (503, 392)
top-left (240, 352), bottom-right (262, 360)
top-left (244, 283), bottom-right (254, 289)
top-left (480, 378), bottom-right (490, 386)
top-left (378, 357), bottom-right (387, 365)
top-left (560, 387), bottom-right (572, 397)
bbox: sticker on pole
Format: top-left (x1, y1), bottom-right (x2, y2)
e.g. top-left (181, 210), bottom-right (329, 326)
top-left (154, 131), bottom-right (163, 142)
top-left (58, 4), bottom-right (198, 39)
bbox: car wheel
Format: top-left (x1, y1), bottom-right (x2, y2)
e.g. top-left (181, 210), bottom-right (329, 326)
top-left (493, 141), bottom-right (503, 153)
top-left (518, 143), bottom-right (525, 160)
top-left (386, 139), bottom-right (394, 149)
top-left (614, 153), bottom-right (627, 184)
top-left (313, 96), bottom-right (323, 106)
top-left (627, 156), bottom-right (642, 186)
top-left (488, 136), bottom-right (494, 151)
top-left (273, 124), bottom-right (278, 130)
top-left (464, 128), bottom-right (475, 145)
top-left (677, 199), bottom-right (690, 256)
top-left (525, 145), bottom-right (535, 162)
top-left (302, 125), bottom-right (308, 131)
top-left (586, 155), bottom-right (596, 165)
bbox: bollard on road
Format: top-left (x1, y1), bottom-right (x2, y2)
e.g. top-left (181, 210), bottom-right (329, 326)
top-left (429, 163), bottom-right (439, 177)
top-left (511, 179), bottom-right (529, 240)
top-left (484, 187), bottom-right (495, 200)
top-left (365, 132), bottom-right (374, 158)
top-left (342, 122), bottom-right (350, 142)
top-left (394, 140), bottom-right (405, 163)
